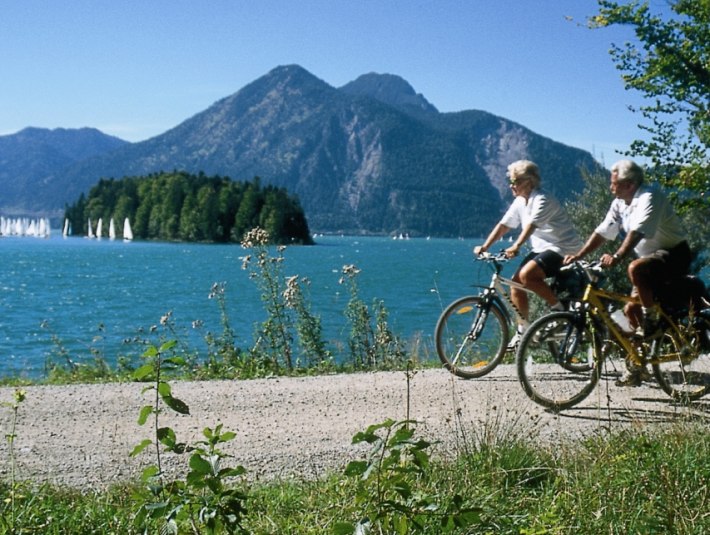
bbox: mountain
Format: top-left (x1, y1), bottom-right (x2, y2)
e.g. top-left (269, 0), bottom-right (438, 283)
top-left (0, 127), bottom-right (128, 216)
top-left (0, 65), bottom-right (601, 237)
top-left (340, 72), bottom-right (439, 119)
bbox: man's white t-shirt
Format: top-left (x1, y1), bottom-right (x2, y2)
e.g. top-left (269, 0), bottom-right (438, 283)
top-left (499, 189), bottom-right (581, 255)
top-left (594, 185), bottom-right (686, 257)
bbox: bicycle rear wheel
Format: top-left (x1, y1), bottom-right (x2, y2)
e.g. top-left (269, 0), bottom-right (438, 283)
top-left (435, 295), bottom-right (509, 378)
top-left (516, 311), bottom-right (601, 411)
top-left (652, 316), bottom-right (710, 402)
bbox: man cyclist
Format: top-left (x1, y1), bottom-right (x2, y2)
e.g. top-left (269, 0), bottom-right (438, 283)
top-left (474, 160), bottom-right (581, 350)
top-left (564, 159), bottom-right (691, 386)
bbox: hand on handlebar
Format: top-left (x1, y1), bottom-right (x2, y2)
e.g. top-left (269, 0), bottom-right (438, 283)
top-left (504, 244), bottom-right (520, 258)
top-left (599, 253), bottom-right (617, 268)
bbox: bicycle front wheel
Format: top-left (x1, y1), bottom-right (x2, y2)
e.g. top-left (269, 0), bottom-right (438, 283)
top-left (435, 295), bottom-right (509, 379)
top-left (652, 316), bottom-right (710, 402)
top-left (516, 311), bottom-right (601, 411)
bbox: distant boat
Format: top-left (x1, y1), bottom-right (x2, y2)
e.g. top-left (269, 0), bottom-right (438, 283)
top-left (108, 218), bottom-right (116, 240)
top-left (37, 218), bottom-right (50, 238)
top-left (87, 218), bottom-right (95, 238)
top-left (96, 218), bottom-right (103, 239)
top-left (123, 218), bottom-right (133, 241)
top-left (63, 219), bottom-right (71, 238)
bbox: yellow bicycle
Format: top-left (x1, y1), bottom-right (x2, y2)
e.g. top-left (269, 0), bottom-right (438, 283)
top-left (516, 261), bottom-right (710, 411)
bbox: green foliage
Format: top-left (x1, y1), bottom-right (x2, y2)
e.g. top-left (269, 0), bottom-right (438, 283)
top-left (241, 228), bottom-right (296, 370)
top-left (0, 389), bottom-right (26, 533)
top-left (339, 264), bottom-right (408, 369)
top-left (589, 0), bottom-right (710, 210)
top-left (130, 338), bottom-right (248, 534)
top-left (557, 428), bottom-right (710, 534)
top-left (2, 393), bottom-right (710, 534)
top-left (64, 171), bottom-right (313, 244)
top-left (40, 320), bottom-right (129, 384)
top-left (337, 419), bottom-right (482, 534)
top-left (283, 275), bottom-right (334, 369)
top-left (240, 227), bottom-right (335, 372)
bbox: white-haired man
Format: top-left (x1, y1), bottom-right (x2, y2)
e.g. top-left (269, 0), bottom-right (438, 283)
top-left (565, 159), bottom-right (691, 386)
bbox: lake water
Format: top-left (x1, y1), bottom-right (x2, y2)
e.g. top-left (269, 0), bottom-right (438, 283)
top-left (1, 234), bottom-right (494, 378)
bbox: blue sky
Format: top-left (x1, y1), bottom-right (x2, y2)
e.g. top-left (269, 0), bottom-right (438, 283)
top-left (1, 0), bottom-right (664, 164)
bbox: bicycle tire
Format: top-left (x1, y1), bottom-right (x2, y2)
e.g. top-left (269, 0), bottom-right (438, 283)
top-left (652, 316), bottom-right (710, 402)
top-left (516, 311), bottom-right (601, 411)
top-left (435, 295), bottom-right (509, 379)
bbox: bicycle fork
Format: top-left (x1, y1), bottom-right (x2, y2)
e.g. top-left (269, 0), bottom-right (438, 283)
top-left (469, 295), bottom-right (491, 341)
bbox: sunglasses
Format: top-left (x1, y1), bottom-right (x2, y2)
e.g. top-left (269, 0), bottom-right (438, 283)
top-left (509, 177), bottom-right (530, 187)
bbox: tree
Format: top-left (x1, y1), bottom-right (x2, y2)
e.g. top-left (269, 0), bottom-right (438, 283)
top-left (64, 172), bottom-right (313, 244)
top-left (233, 180), bottom-right (262, 242)
top-left (589, 0), bottom-right (709, 210)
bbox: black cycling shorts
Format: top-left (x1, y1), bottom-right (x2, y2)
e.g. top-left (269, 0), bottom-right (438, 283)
top-left (647, 240), bottom-right (692, 280)
top-left (516, 250), bottom-right (564, 279)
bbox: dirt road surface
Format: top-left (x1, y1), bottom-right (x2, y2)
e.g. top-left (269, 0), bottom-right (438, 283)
top-left (1, 367), bottom-right (708, 489)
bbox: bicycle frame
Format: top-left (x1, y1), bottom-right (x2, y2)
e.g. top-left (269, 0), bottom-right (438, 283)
top-left (477, 253), bottom-right (538, 327)
top-left (581, 285), bottom-right (640, 359)
top-left (577, 269), bottom-right (690, 367)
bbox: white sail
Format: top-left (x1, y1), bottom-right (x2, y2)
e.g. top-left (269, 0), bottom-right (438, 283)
top-left (96, 218), bottom-right (103, 239)
top-left (123, 217), bottom-right (133, 241)
top-left (87, 218), bottom-right (95, 238)
top-left (63, 219), bottom-right (70, 237)
top-left (109, 218), bottom-right (116, 240)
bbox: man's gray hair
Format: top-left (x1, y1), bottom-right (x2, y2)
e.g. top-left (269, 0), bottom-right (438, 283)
top-left (611, 159), bottom-right (644, 186)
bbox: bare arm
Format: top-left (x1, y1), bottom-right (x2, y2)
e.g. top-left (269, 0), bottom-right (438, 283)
top-left (474, 223), bottom-right (511, 255)
top-left (564, 232), bottom-right (607, 264)
top-left (600, 230), bottom-right (643, 267)
top-left (505, 223), bottom-right (536, 258)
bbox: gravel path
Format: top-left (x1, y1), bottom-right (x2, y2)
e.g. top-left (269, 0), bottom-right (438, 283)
top-left (1, 367), bottom-right (708, 489)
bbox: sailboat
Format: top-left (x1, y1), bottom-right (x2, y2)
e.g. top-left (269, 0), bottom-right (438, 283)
top-left (37, 218), bottom-right (49, 238)
top-left (62, 219), bottom-right (71, 238)
top-left (108, 218), bottom-right (116, 240)
top-left (96, 218), bottom-right (103, 239)
top-left (123, 217), bottom-right (133, 241)
top-left (87, 218), bottom-right (95, 238)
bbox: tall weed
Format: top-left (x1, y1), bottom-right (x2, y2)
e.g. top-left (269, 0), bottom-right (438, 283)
top-left (130, 335), bottom-right (248, 533)
top-left (339, 264), bottom-right (407, 369)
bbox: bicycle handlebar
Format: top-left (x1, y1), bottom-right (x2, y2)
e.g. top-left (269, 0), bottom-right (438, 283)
top-left (560, 259), bottom-right (605, 284)
top-left (475, 251), bottom-right (510, 262)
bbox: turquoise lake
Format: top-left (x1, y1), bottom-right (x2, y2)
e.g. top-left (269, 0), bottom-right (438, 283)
top-left (1, 234), bottom-right (497, 378)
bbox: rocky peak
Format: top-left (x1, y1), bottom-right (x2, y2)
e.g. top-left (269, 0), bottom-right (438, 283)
top-left (339, 73), bottom-right (438, 116)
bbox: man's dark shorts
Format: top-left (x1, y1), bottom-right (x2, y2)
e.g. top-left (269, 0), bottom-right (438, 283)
top-left (644, 240), bottom-right (692, 292)
top-left (516, 250), bottom-right (564, 279)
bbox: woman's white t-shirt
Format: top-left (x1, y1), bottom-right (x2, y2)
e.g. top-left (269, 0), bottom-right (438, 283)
top-left (500, 189), bottom-right (581, 255)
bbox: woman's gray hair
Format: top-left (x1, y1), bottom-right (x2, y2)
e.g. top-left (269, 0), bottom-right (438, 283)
top-left (507, 160), bottom-right (541, 188)
top-left (611, 159), bottom-right (644, 186)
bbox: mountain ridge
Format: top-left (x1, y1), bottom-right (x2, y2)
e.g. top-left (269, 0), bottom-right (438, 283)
top-left (0, 64), bottom-right (600, 237)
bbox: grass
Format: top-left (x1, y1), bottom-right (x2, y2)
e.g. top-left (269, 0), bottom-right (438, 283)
top-left (1, 416), bottom-right (709, 533)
